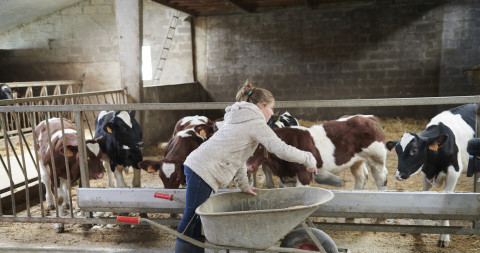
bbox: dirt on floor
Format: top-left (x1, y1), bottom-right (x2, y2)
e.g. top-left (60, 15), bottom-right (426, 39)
top-left (1, 117), bottom-right (480, 252)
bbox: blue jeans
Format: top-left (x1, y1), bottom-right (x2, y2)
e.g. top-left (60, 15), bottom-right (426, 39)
top-left (176, 165), bottom-right (212, 244)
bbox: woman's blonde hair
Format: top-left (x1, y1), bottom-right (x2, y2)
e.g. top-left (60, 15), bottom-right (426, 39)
top-left (235, 80), bottom-right (274, 105)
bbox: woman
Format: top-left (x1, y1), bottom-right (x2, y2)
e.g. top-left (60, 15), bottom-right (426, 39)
top-left (175, 81), bottom-right (318, 252)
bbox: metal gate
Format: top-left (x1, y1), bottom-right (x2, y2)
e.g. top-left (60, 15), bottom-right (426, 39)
top-left (0, 95), bottom-right (479, 235)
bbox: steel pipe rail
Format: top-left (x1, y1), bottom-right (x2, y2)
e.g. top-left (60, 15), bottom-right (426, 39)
top-left (5, 80), bottom-right (83, 88)
top-left (77, 188), bottom-right (480, 235)
top-left (0, 95), bottom-right (479, 113)
top-left (0, 89), bottom-right (125, 106)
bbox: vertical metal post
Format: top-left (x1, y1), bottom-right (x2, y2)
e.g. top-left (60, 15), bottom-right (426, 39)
top-left (59, 114), bottom-right (73, 217)
top-left (474, 104), bottom-right (480, 229)
top-left (45, 114), bottom-right (60, 217)
top-left (15, 113), bottom-right (30, 217)
top-left (74, 111), bottom-right (90, 188)
top-left (1, 113), bottom-right (16, 216)
top-left (29, 112), bottom-right (45, 217)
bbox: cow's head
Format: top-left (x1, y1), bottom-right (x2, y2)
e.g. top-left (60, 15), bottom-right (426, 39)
top-left (386, 124), bottom-right (451, 181)
top-left (104, 110), bottom-right (143, 150)
top-left (267, 111), bottom-right (298, 129)
top-left (193, 124), bottom-right (214, 140)
top-left (138, 159), bottom-right (185, 189)
top-left (0, 84), bottom-right (12, 100)
top-left (85, 136), bottom-right (105, 179)
top-left (246, 144), bottom-right (268, 173)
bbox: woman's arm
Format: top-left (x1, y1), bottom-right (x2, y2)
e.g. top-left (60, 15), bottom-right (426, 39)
top-left (252, 121), bottom-right (317, 169)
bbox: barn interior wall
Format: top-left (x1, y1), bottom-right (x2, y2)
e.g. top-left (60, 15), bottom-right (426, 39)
top-left (141, 83), bottom-right (220, 151)
top-left (0, 0), bottom-right (121, 91)
top-left (0, 0), bottom-right (195, 91)
top-left (199, 0), bottom-right (479, 121)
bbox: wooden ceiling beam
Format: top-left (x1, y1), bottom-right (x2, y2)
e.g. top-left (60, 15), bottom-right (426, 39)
top-left (225, 0), bottom-right (256, 13)
top-left (150, 0), bottom-right (198, 17)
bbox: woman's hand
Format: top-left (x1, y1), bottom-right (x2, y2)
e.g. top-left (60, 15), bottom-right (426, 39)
top-left (245, 186), bottom-right (258, 196)
top-left (307, 167), bottom-right (318, 175)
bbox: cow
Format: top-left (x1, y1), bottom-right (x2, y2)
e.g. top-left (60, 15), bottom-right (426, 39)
top-left (0, 83), bottom-right (12, 100)
top-left (172, 115), bottom-right (213, 136)
top-left (139, 116), bottom-right (214, 189)
top-left (247, 115), bottom-right (388, 190)
top-left (386, 104), bottom-right (476, 247)
top-left (94, 110), bottom-right (144, 188)
top-left (36, 118), bottom-right (104, 231)
top-left (267, 111), bottom-right (299, 129)
top-left (253, 111), bottom-right (301, 186)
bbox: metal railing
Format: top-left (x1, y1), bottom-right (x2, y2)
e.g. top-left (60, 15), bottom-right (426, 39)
top-left (0, 95), bottom-right (479, 235)
top-left (5, 77), bottom-right (84, 99)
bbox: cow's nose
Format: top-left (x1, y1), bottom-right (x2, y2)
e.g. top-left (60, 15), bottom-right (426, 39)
top-left (394, 171), bottom-right (406, 181)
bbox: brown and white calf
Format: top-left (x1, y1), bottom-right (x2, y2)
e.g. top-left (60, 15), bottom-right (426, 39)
top-left (139, 116), bottom-right (214, 188)
top-left (247, 115), bottom-right (388, 189)
top-left (36, 118), bottom-right (104, 213)
top-left (172, 115), bottom-right (214, 136)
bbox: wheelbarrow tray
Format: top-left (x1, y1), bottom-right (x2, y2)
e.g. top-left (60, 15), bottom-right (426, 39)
top-left (196, 187), bottom-right (334, 249)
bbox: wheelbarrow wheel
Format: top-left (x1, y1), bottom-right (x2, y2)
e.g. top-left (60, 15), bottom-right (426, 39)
top-left (280, 228), bottom-right (338, 253)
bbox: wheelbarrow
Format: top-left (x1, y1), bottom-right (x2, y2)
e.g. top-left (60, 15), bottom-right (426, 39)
top-left (118, 187), bottom-right (338, 252)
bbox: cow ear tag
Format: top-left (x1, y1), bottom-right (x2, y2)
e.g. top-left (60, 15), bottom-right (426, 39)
top-left (200, 129), bottom-right (206, 137)
top-left (428, 141), bottom-right (439, 151)
top-left (106, 126), bottom-right (113, 133)
top-left (66, 148), bottom-right (74, 157)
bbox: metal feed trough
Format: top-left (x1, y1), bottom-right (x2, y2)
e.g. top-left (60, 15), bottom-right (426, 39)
top-left (78, 188), bottom-right (480, 236)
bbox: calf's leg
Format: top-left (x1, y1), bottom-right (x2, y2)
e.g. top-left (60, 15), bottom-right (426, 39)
top-left (113, 166), bottom-right (127, 187)
top-left (132, 167), bottom-right (141, 187)
top-left (262, 165), bottom-right (276, 188)
top-left (40, 164), bottom-right (55, 210)
top-left (350, 161), bottom-right (367, 190)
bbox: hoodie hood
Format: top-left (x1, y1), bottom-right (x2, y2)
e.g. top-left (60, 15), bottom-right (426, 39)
top-left (224, 102), bottom-right (265, 124)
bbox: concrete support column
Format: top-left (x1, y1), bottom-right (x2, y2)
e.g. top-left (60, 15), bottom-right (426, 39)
top-left (115, 0), bottom-right (143, 103)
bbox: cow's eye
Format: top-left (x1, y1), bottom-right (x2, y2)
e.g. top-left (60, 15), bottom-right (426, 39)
top-left (409, 148), bottom-right (417, 156)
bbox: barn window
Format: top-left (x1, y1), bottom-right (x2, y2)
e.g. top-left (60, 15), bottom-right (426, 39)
top-left (142, 45), bottom-right (152, 81)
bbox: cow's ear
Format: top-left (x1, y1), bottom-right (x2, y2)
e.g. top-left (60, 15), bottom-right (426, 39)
top-left (129, 110), bottom-right (136, 118)
top-left (103, 122), bottom-right (115, 134)
top-left (427, 135), bottom-right (448, 151)
top-left (194, 125), bottom-right (207, 138)
top-left (60, 145), bottom-right (78, 157)
top-left (385, 141), bottom-right (398, 151)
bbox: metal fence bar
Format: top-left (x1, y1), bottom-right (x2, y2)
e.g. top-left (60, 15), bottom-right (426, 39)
top-left (1, 95), bottom-right (479, 113)
top-left (15, 113), bottom-right (30, 217)
top-left (44, 113), bottom-right (60, 218)
top-left (1, 113), bottom-right (16, 216)
top-left (59, 114), bottom-right (74, 218)
top-left (29, 111), bottom-right (45, 218)
top-left (0, 89), bottom-right (124, 106)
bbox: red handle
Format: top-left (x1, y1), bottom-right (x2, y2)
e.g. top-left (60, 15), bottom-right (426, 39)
top-left (117, 216), bottom-right (141, 224)
top-left (154, 192), bottom-right (173, 201)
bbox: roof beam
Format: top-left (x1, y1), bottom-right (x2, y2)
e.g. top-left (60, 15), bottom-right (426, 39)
top-left (151, 0), bottom-right (197, 17)
top-left (225, 0), bottom-right (256, 13)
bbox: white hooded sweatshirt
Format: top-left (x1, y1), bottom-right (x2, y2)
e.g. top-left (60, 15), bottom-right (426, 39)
top-left (184, 101), bottom-right (316, 193)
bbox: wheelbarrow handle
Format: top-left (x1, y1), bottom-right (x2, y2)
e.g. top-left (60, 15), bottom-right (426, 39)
top-left (154, 192), bottom-right (173, 201)
top-left (117, 216), bottom-right (141, 224)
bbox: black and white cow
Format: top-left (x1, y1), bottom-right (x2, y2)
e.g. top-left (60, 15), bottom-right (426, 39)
top-left (94, 110), bottom-right (144, 188)
top-left (386, 103), bottom-right (476, 247)
top-left (0, 83), bottom-right (12, 100)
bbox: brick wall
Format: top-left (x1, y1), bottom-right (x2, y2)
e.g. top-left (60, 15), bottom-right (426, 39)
top-left (439, 0), bottom-right (480, 96)
top-left (200, 0), bottom-right (480, 120)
